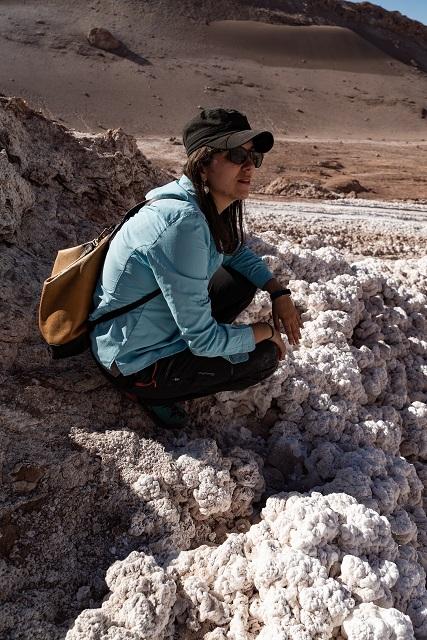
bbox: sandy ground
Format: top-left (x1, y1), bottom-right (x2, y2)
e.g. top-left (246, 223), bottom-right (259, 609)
top-left (0, 0), bottom-right (426, 203)
top-left (248, 198), bottom-right (427, 229)
top-left (246, 198), bottom-right (427, 261)
top-left (139, 136), bottom-right (427, 202)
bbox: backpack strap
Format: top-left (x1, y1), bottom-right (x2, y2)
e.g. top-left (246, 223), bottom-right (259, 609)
top-left (88, 198), bottom-right (162, 328)
top-left (105, 199), bottom-right (148, 240)
top-left (88, 287), bottom-right (161, 328)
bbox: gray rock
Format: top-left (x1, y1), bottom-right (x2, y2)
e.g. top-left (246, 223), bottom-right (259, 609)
top-left (87, 27), bottom-right (121, 51)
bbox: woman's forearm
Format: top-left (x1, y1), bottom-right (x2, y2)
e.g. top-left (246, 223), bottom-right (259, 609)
top-left (262, 277), bottom-right (285, 294)
top-left (250, 279), bottom-right (288, 344)
top-left (251, 321), bottom-right (274, 344)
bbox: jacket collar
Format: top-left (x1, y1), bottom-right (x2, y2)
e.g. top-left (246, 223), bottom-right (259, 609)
top-left (178, 174), bottom-right (197, 199)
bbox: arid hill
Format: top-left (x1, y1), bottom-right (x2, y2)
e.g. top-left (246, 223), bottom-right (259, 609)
top-left (0, 0), bottom-right (426, 141)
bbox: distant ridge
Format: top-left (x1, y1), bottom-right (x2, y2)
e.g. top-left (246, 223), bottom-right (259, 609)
top-left (245, 0), bottom-right (427, 72)
top-left (150, 0), bottom-right (427, 71)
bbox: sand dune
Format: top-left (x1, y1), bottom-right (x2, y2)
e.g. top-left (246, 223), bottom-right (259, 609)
top-left (208, 21), bottom-right (398, 72)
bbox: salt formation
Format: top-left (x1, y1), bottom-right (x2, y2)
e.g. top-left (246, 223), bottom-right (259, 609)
top-left (246, 200), bottom-right (427, 260)
top-left (67, 240), bottom-right (427, 638)
top-left (0, 97), bottom-right (426, 639)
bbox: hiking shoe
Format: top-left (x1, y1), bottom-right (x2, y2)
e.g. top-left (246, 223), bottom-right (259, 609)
top-left (142, 402), bottom-right (189, 429)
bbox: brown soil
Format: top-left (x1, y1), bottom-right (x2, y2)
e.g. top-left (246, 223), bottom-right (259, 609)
top-left (139, 136), bottom-right (427, 202)
top-left (1, 2), bottom-right (426, 205)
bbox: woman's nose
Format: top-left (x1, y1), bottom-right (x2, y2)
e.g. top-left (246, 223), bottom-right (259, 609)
top-left (242, 157), bottom-right (255, 169)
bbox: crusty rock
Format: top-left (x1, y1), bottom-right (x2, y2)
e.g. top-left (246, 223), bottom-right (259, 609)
top-left (87, 27), bottom-right (121, 51)
top-left (0, 148), bottom-right (34, 241)
top-left (66, 552), bottom-right (176, 639)
top-left (342, 602), bottom-right (414, 639)
top-left (260, 177), bottom-right (338, 199)
top-left (318, 159), bottom-right (344, 171)
top-left (325, 177), bottom-right (369, 195)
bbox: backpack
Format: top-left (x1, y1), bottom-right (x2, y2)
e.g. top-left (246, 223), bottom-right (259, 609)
top-left (38, 200), bottom-right (161, 359)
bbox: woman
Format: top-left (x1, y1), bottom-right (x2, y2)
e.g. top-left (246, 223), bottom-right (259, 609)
top-left (90, 108), bottom-right (303, 427)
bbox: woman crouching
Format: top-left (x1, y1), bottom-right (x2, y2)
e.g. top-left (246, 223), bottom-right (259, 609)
top-left (90, 108), bottom-right (303, 427)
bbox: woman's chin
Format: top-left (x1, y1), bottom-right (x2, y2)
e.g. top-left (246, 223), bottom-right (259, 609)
top-left (236, 184), bottom-right (251, 199)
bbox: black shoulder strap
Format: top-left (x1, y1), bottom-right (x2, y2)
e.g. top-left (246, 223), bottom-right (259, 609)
top-left (108, 199), bottom-right (148, 241)
top-left (88, 199), bottom-right (162, 328)
top-left (88, 287), bottom-right (161, 328)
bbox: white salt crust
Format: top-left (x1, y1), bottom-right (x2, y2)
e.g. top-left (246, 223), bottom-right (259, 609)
top-left (67, 236), bottom-right (427, 640)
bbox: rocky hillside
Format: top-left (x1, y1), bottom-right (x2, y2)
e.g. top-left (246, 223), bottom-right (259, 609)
top-left (136, 0), bottom-right (427, 71)
top-left (1, 0), bottom-right (426, 141)
top-left (241, 0), bottom-right (427, 71)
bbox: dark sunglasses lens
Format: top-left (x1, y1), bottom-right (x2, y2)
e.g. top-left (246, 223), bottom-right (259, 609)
top-left (229, 148), bottom-right (263, 167)
top-left (229, 148), bottom-right (247, 164)
top-left (252, 151), bottom-right (263, 168)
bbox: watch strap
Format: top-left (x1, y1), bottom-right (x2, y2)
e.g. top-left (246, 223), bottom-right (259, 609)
top-left (270, 288), bottom-right (291, 301)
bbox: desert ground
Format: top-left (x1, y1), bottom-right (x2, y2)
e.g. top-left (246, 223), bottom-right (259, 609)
top-left (1, 1), bottom-right (426, 639)
top-left (1, 0), bottom-right (426, 201)
top-left (140, 135), bottom-right (427, 202)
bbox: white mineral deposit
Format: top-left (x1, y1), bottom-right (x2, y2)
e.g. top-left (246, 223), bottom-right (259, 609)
top-left (64, 199), bottom-right (427, 638)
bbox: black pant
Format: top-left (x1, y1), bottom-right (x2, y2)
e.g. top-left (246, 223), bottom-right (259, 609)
top-left (104, 266), bottom-right (279, 404)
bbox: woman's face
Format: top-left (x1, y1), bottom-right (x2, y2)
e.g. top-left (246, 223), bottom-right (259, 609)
top-left (201, 141), bottom-right (256, 213)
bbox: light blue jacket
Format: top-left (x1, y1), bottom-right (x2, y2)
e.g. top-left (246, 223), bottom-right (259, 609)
top-left (90, 175), bottom-right (274, 375)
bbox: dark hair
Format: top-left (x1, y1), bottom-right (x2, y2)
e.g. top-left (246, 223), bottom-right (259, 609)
top-left (183, 147), bottom-right (245, 254)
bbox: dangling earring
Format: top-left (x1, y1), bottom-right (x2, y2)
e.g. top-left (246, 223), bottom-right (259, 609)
top-left (203, 180), bottom-right (209, 194)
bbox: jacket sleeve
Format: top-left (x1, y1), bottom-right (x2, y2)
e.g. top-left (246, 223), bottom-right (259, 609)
top-left (222, 243), bottom-right (273, 289)
top-left (146, 213), bottom-right (256, 358)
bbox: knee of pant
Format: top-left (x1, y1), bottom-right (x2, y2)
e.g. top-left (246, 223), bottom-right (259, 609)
top-left (245, 284), bottom-right (257, 305)
top-left (244, 279), bottom-right (257, 299)
top-left (226, 266), bottom-right (257, 302)
top-left (231, 280), bottom-right (256, 309)
top-left (236, 283), bottom-right (257, 315)
top-left (257, 341), bottom-right (280, 377)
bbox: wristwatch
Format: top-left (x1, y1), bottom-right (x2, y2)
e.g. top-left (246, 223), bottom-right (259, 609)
top-left (270, 288), bottom-right (291, 301)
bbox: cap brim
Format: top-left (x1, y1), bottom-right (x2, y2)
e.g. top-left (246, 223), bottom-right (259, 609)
top-left (209, 129), bottom-right (274, 153)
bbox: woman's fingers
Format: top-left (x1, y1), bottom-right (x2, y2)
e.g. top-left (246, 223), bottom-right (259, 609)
top-left (292, 318), bottom-right (302, 342)
top-left (283, 317), bottom-right (301, 345)
top-left (271, 299), bottom-right (304, 346)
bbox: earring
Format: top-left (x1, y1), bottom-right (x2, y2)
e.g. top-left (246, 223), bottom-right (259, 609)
top-left (203, 180), bottom-right (209, 194)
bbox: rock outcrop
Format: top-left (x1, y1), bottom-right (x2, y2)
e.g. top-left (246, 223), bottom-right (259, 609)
top-left (245, 0), bottom-right (427, 72)
top-left (87, 27), bottom-right (121, 52)
top-left (0, 96), bottom-right (169, 371)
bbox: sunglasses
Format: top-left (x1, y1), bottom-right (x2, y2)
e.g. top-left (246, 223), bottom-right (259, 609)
top-left (226, 146), bottom-right (264, 168)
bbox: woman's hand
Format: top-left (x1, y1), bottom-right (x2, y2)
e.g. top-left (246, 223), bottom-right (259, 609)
top-left (269, 327), bottom-right (287, 360)
top-left (251, 322), bottom-right (287, 360)
top-left (272, 295), bottom-right (303, 346)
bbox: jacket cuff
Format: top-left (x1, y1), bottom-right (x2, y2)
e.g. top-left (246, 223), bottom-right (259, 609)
top-left (251, 264), bottom-right (274, 289)
top-left (239, 324), bottom-right (256, 352)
